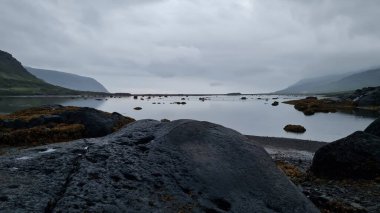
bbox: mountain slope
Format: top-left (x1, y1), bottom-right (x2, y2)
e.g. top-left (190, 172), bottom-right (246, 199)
top-left (26, 67), bottom-right (109, 93)
top-left (276, 68), bottom-right (380, 94)
top-left (323, 69), bottom-right (380, 92)
top-left (0, 50), bottom-right (76, 95)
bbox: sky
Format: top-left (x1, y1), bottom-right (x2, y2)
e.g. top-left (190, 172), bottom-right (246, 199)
top-left (0, 0), bottom-right (380, 93)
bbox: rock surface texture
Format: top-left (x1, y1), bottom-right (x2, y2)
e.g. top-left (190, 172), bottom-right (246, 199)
top-left (310, 130), bottom-right (380, 179)
top-left (0, 119), bottom-right (318, 213)
top-left (365, 117), bottom-right (380, 137)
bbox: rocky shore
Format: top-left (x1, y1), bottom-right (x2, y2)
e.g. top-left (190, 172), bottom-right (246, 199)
top-left (283, 86), bottom-right (380, 116)
top-left (0, 119), bottom-right (319, 212)
top-left (247, 133), bottom-right (380, 213)
top-left (0, 105), bottom-right (379, 212)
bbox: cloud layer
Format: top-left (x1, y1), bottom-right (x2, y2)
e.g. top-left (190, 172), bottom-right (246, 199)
top-left (1, 0), bottom-right (379, 93)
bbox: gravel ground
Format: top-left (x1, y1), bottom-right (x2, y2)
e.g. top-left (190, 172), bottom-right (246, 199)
top-left (246, 135), bottom-right (380, 213)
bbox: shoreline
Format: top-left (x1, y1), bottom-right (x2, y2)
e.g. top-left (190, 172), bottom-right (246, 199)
top-left (1, 118), bottom-right (379, 212)
top-left (246, 135), bottom-right (327, 152)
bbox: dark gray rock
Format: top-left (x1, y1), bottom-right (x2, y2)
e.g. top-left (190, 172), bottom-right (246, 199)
top-left (353, 87), bottom-right (380, 107)
top-left (310, 131), bottom-right (380, 179)
top-left (272, 101), bottom-right (279, 106)
top-left (365, 117), bottom-right (380, 137)
top-left (0, 120), bottom-right (318, 213)
top-left (58, 106), bottom-right (131, 137)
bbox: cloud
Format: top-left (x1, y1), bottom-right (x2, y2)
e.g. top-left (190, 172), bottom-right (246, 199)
top-left (0, 0), bottom-right (379, 93)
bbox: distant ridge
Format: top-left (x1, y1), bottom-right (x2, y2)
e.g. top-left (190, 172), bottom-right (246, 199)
top-left (26, 67), bottom-right (109, 93)
top-left (0, 50), bottom-right (75, 95)
top-left (275, 68), bottom-right (380, 94)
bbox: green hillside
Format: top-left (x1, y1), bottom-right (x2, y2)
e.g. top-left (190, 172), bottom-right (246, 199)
top-left (0, 50), bottom-right (78, 95)
top-left (26, 67), bottom-right (109, 93)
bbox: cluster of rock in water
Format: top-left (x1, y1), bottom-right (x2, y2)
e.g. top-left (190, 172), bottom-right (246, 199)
top-left (284, 87), bottom-right (380, 116)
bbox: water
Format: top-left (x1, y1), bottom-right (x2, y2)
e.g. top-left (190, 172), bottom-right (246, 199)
top-left (0, 95), bottom-right (378, 142)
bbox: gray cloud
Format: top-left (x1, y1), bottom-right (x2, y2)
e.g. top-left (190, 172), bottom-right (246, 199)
top-left (0, 0), bottom-right (379, 93)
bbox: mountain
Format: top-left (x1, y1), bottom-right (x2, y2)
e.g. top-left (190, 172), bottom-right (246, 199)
top-left (26, 67), bottom-right (109, 93)
top-left (275, 68), bottom-right (380, 94)
top-left (0, 50), bottom-right (76, 95)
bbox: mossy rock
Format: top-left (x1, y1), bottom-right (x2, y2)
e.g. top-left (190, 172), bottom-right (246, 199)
top-left (284, 124), bottom-right (306, 133)
top-left (0, 105), bottom-right (135, 148)
top-left (285, 98), bottom-right (355, 116)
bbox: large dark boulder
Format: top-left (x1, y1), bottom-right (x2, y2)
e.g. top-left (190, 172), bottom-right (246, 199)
top-left (365, 117), bottom-right (380, 137)
top-left (310, 131), bottom-right (380, 179)
top-left (0, 120), bottom-right (318, 212)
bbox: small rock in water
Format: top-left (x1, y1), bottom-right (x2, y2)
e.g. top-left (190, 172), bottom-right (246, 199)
top-left (272, 101), bottom-right (279, 106)
top-left (284, 124), bottom-right (306, 133)
top-left (134, 107), bottom-right (142, 110)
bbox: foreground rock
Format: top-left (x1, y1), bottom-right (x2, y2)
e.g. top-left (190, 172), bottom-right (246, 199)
top-left (0, 119), bottom-right (318, 212)
top-left (0, 105), bottom-right (134, 147)
top-left (310, 130), bottom-right (380, 179)
top-left (365, 117), bottom-right (380, 137)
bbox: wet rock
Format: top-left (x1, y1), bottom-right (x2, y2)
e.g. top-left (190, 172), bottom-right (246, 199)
top-left (134, 107), bottom-right (142, 110)
top-left (310, 131), bottom-right (380, 179)
top-left (0, 120), bottom-right (318, 212)
top-left (284, 124), bottom-right (306, 133)
top-left (241, 97), bottom-right (247, 100)
top-left (272, 101), bottom-right (279, 106)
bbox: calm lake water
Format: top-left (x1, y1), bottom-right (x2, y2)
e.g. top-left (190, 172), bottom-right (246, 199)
top-left (0, 95), bottom-right (378, 142)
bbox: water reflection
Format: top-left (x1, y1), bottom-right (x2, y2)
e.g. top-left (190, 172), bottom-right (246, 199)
top-left (0, 95), bottom-right (377, 142)
top-left (0, 97), bottom-right (105, 114)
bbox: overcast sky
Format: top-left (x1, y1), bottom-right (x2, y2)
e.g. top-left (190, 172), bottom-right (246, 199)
top-left (1, 0), bottom-right (379, 93)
